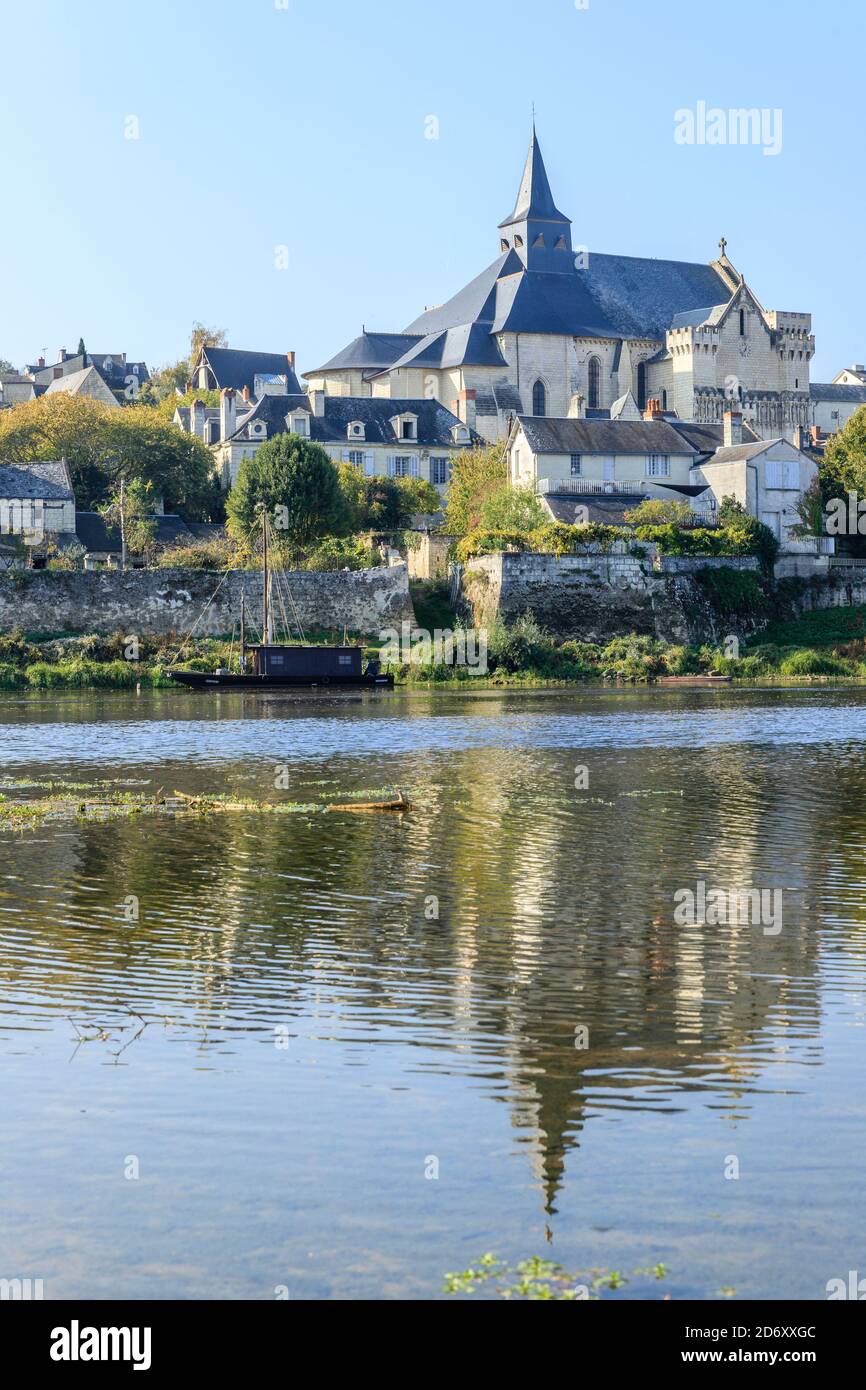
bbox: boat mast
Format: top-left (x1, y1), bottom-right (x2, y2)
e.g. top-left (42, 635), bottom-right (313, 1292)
top-left (240, 590), bottom-right (246, 671)
top-left (261, 505), bottom-right (270, 646)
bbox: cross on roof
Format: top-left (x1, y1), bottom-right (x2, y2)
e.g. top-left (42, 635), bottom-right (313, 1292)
top-left (719, 237), bottom-right (728, 257)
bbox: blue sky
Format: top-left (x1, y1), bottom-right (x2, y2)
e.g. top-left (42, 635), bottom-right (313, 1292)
top-left (1, 0), bottom-right (862, 381)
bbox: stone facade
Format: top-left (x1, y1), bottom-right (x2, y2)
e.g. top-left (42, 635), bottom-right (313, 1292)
top-left (0, 565), bottom-right (414, 638)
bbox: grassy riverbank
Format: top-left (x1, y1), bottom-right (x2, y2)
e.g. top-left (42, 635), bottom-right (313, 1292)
top-left (3, 606), bottom-right (866, 692)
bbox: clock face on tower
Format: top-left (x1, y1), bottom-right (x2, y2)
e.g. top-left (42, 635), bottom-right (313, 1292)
top-left (739, 343), bottom-right (752, 359)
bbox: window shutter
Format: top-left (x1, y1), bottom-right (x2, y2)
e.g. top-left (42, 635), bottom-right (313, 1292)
top-left (410, 455), bottom-right (419, 478)
top-left (341, 449), bottom-right (350, 463)
top-left (365, 452), bottom-right (375, 477)
top-left (387, 456), bottom-right (396, 478)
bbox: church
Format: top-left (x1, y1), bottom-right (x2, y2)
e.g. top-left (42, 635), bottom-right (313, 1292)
top-left (306, 129), bottom-right (816, 445)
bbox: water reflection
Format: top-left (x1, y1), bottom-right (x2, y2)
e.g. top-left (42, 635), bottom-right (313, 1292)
top-left (1, 689), bottom-right (866, 1297)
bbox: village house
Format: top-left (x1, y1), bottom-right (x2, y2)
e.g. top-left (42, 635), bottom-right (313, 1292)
top-left (689, 410), bottom-right (820, 552)
top-left (190, 346), bottom-right (305, 400)
top-left (0, 461), bottom-right (75, 539)
top-left (25, 346), bottom-right (149, 403)
top-left (211, 389), bottom-right (480, 494)
top-left (0, 372), bottom-right (37, 409)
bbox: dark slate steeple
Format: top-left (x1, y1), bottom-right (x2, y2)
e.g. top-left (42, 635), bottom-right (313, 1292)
top-left (499, 128), bottom-right (574, 274)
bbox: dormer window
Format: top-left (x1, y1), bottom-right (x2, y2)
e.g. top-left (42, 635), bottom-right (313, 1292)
top-left (348, 421), bottom-right (366, 441)
top-left (514, 234), bottom-right (524, 248)
top-left (500, 239), bottom-right (510, 252)
top-left (288, 412), bottom-right (310, 436)
top-left (391, 412), bottom-right (418, 442)
top-left (451, 424), bottom-right (470, 444)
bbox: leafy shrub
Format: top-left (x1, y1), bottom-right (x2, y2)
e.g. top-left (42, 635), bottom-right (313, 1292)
top-left (486, 614), bottom-right (557, 674)
top-left (778, 649), bottom-right (851, 676)
top-left (0, 663), bottom-right (25, 689)
top-left (454, 531), bottom-right (528, 563)
top-left (695, 567), bottom-right (767, 618)
top-left (302, 536), bottom-right (379, 572)
top-left (624, 499), bottom-right (696, 526)
top-left (158, 538), bottom-right (239, 570)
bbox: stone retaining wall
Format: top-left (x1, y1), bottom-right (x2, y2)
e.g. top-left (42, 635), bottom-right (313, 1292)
top-left (0, 565), bottom-right (414, 638)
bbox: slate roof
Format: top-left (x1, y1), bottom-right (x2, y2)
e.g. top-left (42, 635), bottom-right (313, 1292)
top-left (380, 322), bottom-right (508, 375)
top-left (0, 461), bottom-right (74, 500)
top-left (226, 392), bottom-right (315, 442)
top-left (403, 246), bottom-right (732, 345)
top-left (307, 332), bottom-right (423, 376)
top-left (517, 416), bottom-right (698, 456)
top-left (706, 441), bottom-right (782, 465)
top-left (201, 348), bottom-right (304, 395)
top-left (668, 420), bottom-right (760, 455)
top-left (232, 395), bottom-right (483, 449)
top-left (811, 383), bottom-right (866, 403)
top-left (44, 365), bottom-right (117, 401)
top-left (74, 512), bottom-right (196, 554)
top-left (499, 130), bottom-right (571, 230)
top-left (543, 494), bottom-right (648, 525)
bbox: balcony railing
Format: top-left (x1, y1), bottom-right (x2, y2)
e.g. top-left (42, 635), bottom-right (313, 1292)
top-left (538, 478), bottom-right (646, 496)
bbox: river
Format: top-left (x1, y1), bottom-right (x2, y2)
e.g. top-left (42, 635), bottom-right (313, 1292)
top-left (1, 685), bottom-right (865, 1300)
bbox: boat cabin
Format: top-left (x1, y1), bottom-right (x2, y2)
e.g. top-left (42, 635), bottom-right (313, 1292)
top-left (247, 645), bottom-right (363, 679)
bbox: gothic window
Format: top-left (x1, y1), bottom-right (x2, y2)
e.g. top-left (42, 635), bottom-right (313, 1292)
top-left (637, 362), bottom-right (647, 412)
top-left (532, 380), bottom-right (547, 416)
top-left (588, 357), bottom-right (601, 409)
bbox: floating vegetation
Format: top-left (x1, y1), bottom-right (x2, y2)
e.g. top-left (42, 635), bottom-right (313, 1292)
top-left (0, 784), bottom-right (414, 832)
top-left (443, 1253), bottom-right (669, 1301)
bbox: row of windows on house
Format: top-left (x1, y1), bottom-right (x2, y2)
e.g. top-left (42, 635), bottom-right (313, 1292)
top-left (342, 451), bottom-right (453, 484)
top-left (568, 454), bottom-right (672, 477)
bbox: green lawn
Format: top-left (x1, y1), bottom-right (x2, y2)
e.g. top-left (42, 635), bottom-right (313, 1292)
top-left (749, 605), bottom-right (866, 650)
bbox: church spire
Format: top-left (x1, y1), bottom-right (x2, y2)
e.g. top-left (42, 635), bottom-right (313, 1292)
top-left (499, 128), bottom-right (573, 273)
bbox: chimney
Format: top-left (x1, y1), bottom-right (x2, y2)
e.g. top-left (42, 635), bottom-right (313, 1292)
top-left (37, 356), bottom-right (45, 368)
top-left (220, 388), bottom-right (237, 441)
top-left (723, 409), bottom-right (743, 447)
top-left (567, 392), bottom-right (586, 419)
top-left (287, 351), bottom-right (296, 375)
top-left (456, 389), bottom-right (477, 431)
top-left (242, 384), bottom-right (251, 404)
top-left (311, 390), bottom-right (326, 417)
top-left (643, 396), bottom-right (664, 422)
top-left (190, 400), bottom-right (206, 440)
top-left (53, 366), bottom-right (63, 380)
top-left (811, 425), bottom-right (822, 448)
top-left (59, 347), bottom-right (67, 363)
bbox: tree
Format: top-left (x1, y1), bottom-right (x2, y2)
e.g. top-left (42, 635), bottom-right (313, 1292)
top-left (480, 484), bottom-right (546, 533)
top-left (0, 393), bottom-right (220, 517)
top-left (821, 407), bottom-right (866, 500)
top-left (98, 479), bottom-right (158, 567)
top-left (624, 498), bottom-right (696, 527)
top-left (336, 468), bottom-right (441, 531)
top-left (189, 323), bottom-right (228, 371)
top-left (445, 443), bottom-right (509, 534)
top-left (0, 358), bottom-right (16, 374)
top-left (226, 433), bottom-right (350, 548)
top-left (137, 360), bottom-right (190, 406)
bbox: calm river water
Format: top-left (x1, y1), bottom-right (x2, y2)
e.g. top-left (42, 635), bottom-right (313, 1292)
top-left (1, 685), bottom-right (865, 1300)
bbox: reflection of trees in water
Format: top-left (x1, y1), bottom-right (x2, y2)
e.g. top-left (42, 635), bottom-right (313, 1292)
top-left (5, 739), bottom-right (866, 1215)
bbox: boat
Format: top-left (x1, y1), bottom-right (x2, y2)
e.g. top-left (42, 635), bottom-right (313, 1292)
top-left (168, 508), bottom-right (394, 692)
top-left (657, 674), bottom-right (733, 688)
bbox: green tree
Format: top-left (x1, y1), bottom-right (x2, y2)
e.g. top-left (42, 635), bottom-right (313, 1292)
top-left (445, 443), bottom-right (508, 534)
top-left (0, 358), bottom-right (16, 374)
top-left (0, 393), bottom-right (220, 517)
top-left (138, 360), bottom-right (190, 406)
top-left (480, 483), bottom-right (546, 533)
top-left (227, 433), bottom-right (350, 547)
top-left (821, 407), bottom-right (866, 499)
top-left (337, 469), bottom-right (440, 531)
top-left (190, 322), bottom-right (228, 370)
top-left (97, 479), bottom-right (158, 565)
